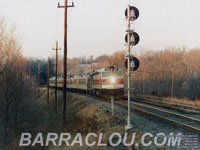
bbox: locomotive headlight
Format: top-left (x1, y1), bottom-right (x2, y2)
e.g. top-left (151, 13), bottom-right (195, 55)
top-left (110, 77), bottom-right (116, 83)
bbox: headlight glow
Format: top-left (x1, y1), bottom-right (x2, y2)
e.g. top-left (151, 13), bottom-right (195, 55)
top-left (111, 77), bottom-right (116, 83)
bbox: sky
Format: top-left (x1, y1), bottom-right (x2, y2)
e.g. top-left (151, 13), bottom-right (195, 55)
top-left (0, 0), bottom-right (200, 59)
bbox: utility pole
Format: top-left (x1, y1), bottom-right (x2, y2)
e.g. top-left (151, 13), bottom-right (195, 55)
top-left (163, 68), bottom-right (175, 98)
top-left (143, 70), bottom-right (146, 94)
top-left (90, 55), bottom-right (93, 72)
top-left (58, 0), bottom-right (74, 125)
top-left (28, 62), bottom-right (31, 78)
top-left (38, 61), bottom-right (40, 98)
top-left (47, 58), bottom-right (50, 104)
top-left (171, 68), bottom-right (175, 98)
top-left (53, 41), bottom-right (61, 113)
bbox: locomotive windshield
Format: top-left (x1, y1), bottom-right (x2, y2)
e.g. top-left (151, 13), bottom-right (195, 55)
top-left (102, 71), bottom-right (123, 77)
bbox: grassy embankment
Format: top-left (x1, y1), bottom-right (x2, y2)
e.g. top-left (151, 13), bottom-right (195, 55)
top-left (9, 88), bottom-right (145, 150)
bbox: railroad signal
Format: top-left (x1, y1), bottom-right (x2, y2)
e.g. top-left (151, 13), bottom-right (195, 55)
top-left (125, 32), bottom-right (140, 46)
top-left (125, 6), bottom-right (139, 21)
top-left (125, 56), bottom-right (140, 71)
top-left (124, 5), bottom-right (140, 130)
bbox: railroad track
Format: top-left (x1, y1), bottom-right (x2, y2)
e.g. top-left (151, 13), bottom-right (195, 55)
top-left (133, 96), bottom-right (200, 113)
top-left (68, 91), bottom-right (200, 134)
top-left (123, 96), bottom-right (200, 114)
top-left (115, 100), bottom-right (200, 134)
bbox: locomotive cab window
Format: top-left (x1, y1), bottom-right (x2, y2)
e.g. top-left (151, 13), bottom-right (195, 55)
top-left (102, 71), bottom-right (123, 77)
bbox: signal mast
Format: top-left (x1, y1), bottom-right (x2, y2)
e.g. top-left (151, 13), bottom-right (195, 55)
top-left (125, 5), bottom-right (140, 130)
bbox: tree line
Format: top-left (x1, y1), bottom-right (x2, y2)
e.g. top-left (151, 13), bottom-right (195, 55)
top-left (0, 18), bottom-right (50, 150)
top-left (28, 58), bottom-right (55, 86)
top-left (30, 45), bottom-right (200, 101)
top-left (93, 48), bottom-right (200, 100)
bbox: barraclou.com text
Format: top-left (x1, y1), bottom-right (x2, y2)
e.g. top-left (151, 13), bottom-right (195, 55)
top-left (19, 132), bottom-right (182, 147)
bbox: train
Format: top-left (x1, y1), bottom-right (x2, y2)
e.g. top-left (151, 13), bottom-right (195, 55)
top-left (50, 66), bottom-right (124, 97)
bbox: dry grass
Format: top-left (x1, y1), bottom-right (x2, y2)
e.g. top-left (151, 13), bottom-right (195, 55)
top-left (77, 105), bottom-right (100, 118)
top-left (138, 94), bottom-right (200, 107)
top-left (166, 97), bottom-right (200, 107)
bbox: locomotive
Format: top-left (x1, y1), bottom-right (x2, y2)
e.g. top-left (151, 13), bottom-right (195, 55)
top-left (50, 66), bottom-right (124, 97)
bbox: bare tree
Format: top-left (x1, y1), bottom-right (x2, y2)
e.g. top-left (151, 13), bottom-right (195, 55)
top-left (0, 17), bottom-right (36, 149)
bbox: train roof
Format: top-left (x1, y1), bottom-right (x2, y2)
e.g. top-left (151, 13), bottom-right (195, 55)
top-left (66, 66), bottom-right (122, 78)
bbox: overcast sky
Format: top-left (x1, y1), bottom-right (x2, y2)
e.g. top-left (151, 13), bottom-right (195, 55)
top-left (0, 0), bottom-right (200, 59)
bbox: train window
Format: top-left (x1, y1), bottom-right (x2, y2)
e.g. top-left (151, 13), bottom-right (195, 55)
top-left (102, 72), bottom-right (112, 77)
top-left (113, 71), bottom-right (123, 77)
top-left (102, 71), bottom-right (123, 77)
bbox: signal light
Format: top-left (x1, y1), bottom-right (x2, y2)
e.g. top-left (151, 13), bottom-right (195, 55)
top-left (125, 56), bottom-right (140, 71)
top-left (125, 32), bottom-right (140, 46)
top-left (125, 6), bottom-right (139, 21)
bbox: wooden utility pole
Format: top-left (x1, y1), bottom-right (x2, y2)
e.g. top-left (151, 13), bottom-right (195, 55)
top-left (58, 0), bottom-right (75, 125)
top-left (143, 70), bottom-right (146, 94)
top-left (171, 68), bottom-right (175, 98)
top-left (162, 68), bottom-right (175, 98)
top-left (52, 41), bottom-right (61, 113)
top-left (38, 61), bottom-right (40, 98)
top-left (90, 55), bottom-right (93, 72)
top-left (47, 58), bottom-right (50, 104)
top-left (28, 62), bottom-right (31, 78)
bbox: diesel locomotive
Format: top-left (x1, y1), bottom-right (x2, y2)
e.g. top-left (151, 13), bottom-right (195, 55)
top-left (50, 66), bottom-right (124, 97)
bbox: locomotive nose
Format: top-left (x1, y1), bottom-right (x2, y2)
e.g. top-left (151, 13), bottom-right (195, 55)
top-left (110, 77), bottom-right (116, 83)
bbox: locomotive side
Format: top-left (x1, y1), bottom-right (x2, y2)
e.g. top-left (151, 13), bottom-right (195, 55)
top-left (50, 66), bottom-right (124, 97)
